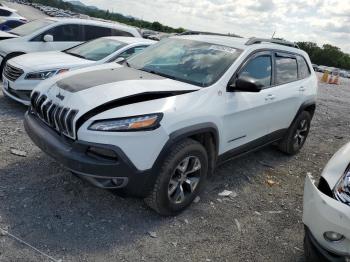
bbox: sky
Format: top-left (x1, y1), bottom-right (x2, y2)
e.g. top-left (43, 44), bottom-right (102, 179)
top-left (79, 0), bottom-right (350, 53)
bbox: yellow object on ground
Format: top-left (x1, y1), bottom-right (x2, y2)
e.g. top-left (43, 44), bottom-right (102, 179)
top-left (321, 71), bottom-right (329, 82)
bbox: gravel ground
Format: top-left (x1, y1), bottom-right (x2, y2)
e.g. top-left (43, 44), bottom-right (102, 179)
top-left (0, 75), bottom-right (349, 262)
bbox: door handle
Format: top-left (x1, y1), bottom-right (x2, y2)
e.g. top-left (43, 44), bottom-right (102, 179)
top-left (299, 86), bottom-right (306, 92)
top-left (265, 94), bottom-right (276, 101)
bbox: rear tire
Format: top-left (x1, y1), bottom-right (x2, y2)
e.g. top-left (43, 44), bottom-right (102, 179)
top-left (145, 138), bottom-right (208, 216)
top-left (278, 111), bottom-right (311, 155)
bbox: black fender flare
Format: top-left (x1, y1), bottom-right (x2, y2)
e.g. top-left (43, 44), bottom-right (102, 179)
top-left (150, 122), bottom-right (220, 173)
top-left (290, 99), bottom-right (316, 127)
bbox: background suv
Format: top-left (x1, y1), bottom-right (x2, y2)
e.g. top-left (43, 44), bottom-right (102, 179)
top-left (24, 35), bottom-right (318, 215)
top-left (0, 18), bottom-right (142, 76)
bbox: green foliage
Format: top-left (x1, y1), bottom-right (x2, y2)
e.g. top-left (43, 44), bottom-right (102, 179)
top-left (297, 41), bottom-right (350, 70)
top-left (29, 0), bottom-right (186, 33)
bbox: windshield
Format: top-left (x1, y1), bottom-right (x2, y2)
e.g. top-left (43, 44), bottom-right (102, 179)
top-left (9, 19), bottom-right (54, 36)
top-left (128, 38), bottom-right (241, 87)
top-left (65, 38), bottom-right (126, 61)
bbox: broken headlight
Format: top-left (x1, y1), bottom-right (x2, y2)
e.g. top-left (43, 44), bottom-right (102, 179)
top-left (334, 167), bottom-right (350, 205)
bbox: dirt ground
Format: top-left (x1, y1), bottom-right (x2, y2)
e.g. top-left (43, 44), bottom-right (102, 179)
top-left (0, 72), bottom-right (349, 262)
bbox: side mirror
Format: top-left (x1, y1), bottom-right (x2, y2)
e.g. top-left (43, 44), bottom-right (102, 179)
top-left (115, 57), bottom-right (126, 64)
top-left (228, 76), bottom-right (263, 92)
top-left (43, 34), bottom-right (53, 42)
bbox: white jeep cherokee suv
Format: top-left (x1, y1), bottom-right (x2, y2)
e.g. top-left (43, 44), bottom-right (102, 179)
top-left (24, 35), bottom-right (318, 215)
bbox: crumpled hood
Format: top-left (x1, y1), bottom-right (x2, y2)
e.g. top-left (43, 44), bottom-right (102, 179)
top-left (9, 51), bottom-right (94, 71)
top-left (33, 63), bottom-right (199, 136)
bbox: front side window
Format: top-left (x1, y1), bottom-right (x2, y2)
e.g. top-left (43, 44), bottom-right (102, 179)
top-left (65, 38), bottom-right (126, 61)
top-left (51, 24), bottom-right (82, 41)
top-left (128, 38), bottom-right (242, 87)
top-left (10, 19), bottom-right (55, 36)
top-left (297, 56), bottom-right (311, 79)
top-left (239, 55), bottom-right (272, 87)
top-left (32, 24), bottom-right (82, 42)
top-left (275, 55), bottom-right (298, 85)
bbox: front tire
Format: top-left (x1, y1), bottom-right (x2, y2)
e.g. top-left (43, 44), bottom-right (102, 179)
top-left (145, 138), bottom-right (208, 216)
top-left (279, 111), bottom-right (311, 155)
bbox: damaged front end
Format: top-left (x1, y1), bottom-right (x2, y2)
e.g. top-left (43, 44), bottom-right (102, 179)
top-left (303, 143), bottom-right (350, 260)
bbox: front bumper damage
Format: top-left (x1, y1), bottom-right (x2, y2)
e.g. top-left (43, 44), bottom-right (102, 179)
top-left (24, 111), bottom-right (159, 197)
top-left (303, 175), bottom-right (350, 259)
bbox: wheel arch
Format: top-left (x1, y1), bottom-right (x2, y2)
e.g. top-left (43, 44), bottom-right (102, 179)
top-left (291, 99), bottom-right (316, 127)
top-left (152, 123), bottom-right (220, 175)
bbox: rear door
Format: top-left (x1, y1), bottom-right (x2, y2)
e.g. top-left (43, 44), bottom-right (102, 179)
top-left (296, 55), bottom-right (314, 100)
top-left (265, 52), bottom-right (302, 133)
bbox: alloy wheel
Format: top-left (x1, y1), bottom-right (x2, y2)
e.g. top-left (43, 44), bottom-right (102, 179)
top-left (168, 156), bottom-right (201, 204)
top-left (293, 119), bottom-right (309, 150)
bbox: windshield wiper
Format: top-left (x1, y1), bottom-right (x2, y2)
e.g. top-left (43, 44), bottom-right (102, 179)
top-left (139, 68), bottom-right (177, 80)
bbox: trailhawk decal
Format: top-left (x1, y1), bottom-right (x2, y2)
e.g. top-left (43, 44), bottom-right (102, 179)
top-left (57, 67), bottom-right (164, 93)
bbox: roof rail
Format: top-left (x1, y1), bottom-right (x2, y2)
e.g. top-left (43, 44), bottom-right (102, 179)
top-left (245, 38), bottom-right (299, 49)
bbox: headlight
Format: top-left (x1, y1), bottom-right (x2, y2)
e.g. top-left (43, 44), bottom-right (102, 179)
top-left (333, 167), bottom-right (350, 205)
top-left (25, 69), bottom-right (69, 80)
top-left (88, 113), bottom-right (163, 132)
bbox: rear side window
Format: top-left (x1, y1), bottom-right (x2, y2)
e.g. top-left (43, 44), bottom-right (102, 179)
top-left (82, 25), bottom-right (133, 41)
top-left (239, 55), bottom-right (272, 87)
top-left (297, 56), bottom-right (311, 79)
top-left (111, 28), bottom-right (133, 37)
top-left (0, 9), bottom-right (11, 17)
top-left (275, 55), bottom-right (298, 85)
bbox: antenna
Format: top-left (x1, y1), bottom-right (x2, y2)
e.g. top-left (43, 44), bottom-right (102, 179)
top-left (271, 30), bottom-right (276, 39)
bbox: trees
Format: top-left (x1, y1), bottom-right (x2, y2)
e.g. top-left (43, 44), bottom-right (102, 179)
top-left (297, 41), bottom-right (350, 70)
top-left (30, 0), bottom-right (185, 33)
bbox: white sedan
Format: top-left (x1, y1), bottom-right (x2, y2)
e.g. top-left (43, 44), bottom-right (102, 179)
top-left (2, 37), bottom-right (155, 105)
top-left (303, 142), bottom-right (350, 261)
top-left (0, 6), bottom-right (26, 22)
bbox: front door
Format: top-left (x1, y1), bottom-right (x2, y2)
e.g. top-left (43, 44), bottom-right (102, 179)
top-left (222, 51), bottom-right (274, 153)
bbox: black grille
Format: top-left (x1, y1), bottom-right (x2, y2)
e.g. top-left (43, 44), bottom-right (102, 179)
top-left (3, 63), bottom-right (24, 82)
top-left (30, 91), bottom-right (78, 139)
